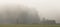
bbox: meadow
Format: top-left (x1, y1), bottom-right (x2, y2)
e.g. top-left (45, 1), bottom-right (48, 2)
top-left (0, 24), bottom-right (60, 27)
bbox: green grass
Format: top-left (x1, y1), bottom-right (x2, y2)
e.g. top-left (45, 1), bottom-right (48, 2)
top-left (0, 24), bottom-right (60, 27)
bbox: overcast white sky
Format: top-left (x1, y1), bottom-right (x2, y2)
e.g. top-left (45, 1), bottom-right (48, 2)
top-left (0, 0), bottom-right (60, 23)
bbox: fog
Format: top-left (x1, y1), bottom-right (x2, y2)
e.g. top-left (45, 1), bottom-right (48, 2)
top-left (0, 0), bottom-right (60, 23)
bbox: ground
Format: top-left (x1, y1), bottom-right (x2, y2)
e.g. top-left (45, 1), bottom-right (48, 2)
top-left (0, 24), bottom-right (60, 27)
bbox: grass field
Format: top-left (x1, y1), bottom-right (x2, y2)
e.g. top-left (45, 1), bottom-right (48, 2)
top-left (0, 24), bottom-right (60, 27)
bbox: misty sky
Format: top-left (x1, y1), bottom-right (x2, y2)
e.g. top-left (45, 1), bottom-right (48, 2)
top-left (0, 0), bottom-right (60, 23)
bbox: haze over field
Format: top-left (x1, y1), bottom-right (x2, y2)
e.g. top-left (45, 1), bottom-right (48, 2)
top-left (0, 0), bottom-right (60, 23)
